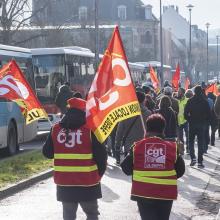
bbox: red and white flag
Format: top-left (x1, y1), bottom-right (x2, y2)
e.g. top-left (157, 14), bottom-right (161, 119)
top-left (86, 26), bottom-right (141, 143)
top-left (0, 60), bottom-right (48, 124)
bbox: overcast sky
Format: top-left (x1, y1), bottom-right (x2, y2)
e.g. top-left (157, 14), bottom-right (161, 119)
top-left (142, 0), bottom-right (220, 31)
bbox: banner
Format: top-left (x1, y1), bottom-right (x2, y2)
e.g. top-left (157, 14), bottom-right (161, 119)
top-left (149, 65), bottom-right (160, 93)
top-left (172, 63), bottom-right (180, 91)
top-left (0, 60), bottom-right (48, 124)
top-left (185, 77), bottom-right (190, 90)
top-left (86, 26), bottom-right (141, 143)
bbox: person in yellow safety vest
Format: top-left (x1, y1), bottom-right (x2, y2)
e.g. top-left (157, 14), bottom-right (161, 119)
top-left (177, 88), bottom-right (189, 154)
top-left (121, 113), bottom-right (185, 220)
top-left (42, 97), bottom-right (107, 220)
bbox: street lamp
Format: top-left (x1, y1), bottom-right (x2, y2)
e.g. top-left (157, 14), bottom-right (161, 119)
top-left (160, 0), bottom-right (163, 86)
top-left (206, 22), bottom-right (210, 83)
top-left (217, 35), bottom-right (220, 81)
top-left (94, 0), bottom-right (99, 71)
top-left (186, 4), bottom-right (194, 79)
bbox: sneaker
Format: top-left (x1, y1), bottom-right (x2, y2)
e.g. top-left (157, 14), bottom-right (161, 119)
top-left (197, 163), bottom-right (205, 168)
top-left (190, 159), bottom-right (196, 167)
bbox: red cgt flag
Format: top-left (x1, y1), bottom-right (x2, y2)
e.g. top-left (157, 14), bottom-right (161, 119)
top-left (172, 63), bottom-right (180, 91)
top-left (86, 26), bottom-right (141, 143)
top-left (185, 77), bottom-right (190, 90)
top-left (0, 60), bottom-right (48, 124)
top-left (149, 65), bottom-right (160, 93)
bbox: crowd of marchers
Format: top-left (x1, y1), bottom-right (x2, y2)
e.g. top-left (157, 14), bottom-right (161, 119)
top-left (41, 80), bottom-right (220, 220)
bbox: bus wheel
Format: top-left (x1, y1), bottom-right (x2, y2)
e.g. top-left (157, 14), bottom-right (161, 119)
top-left (6, 122), bottom-right (18, 156)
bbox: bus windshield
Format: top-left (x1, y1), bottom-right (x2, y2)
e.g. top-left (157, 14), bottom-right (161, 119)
top-left (33, 54), bottom-right (65, 103)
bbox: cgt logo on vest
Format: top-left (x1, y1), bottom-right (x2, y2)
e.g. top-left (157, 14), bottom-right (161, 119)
top-left (144, 143), bottom-right (166, 169)
top-left (57, 129), bottom-right (82, 148)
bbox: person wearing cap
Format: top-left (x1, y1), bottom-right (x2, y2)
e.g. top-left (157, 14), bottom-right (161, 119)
top-left (121, 114), bottom-right (185, 220)
top-left (164, 86), bottom-right (179, 115)
top-left (42, 97), bottom-right (107, 220)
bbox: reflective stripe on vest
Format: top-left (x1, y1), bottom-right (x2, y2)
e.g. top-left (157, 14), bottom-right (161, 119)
top-left (133, 171), bottom-right (177, 185)
top-left (54, 165), bottom-right (98, 172)
top-left (54, 153), bottom-right (92, 160)
top-left (133, 170), bottom-right (176, 177)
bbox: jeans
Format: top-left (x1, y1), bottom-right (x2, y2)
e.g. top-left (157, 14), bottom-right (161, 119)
top-left (137, 199), bottom-right (173, 220)
top-left (178, 122), bottom-right (189, 152)
top-left (189, 122), bottom-right (205, 163)
top-left (62, 200), bottom-right (99, 220)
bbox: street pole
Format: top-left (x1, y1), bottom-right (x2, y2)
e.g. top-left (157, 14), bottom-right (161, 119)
top-left (186, 4), bottom-right (194, 80)
top-left (94, 0), bottom-right (99, 72)
top-left (217, 35), bottom-right (219, 81)
top-left (206, 22), bottom-right (210, 83)
top-left (160, 0), bottom-right (164, 87)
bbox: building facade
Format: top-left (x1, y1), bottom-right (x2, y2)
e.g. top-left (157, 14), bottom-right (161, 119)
top-left (30, 0), bottom-right (159, 61)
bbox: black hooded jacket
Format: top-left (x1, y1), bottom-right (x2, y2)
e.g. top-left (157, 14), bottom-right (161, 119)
top-left (184, 94), bottom-right (211, 124)
top-left (42, 108), bottom-right (107, 202)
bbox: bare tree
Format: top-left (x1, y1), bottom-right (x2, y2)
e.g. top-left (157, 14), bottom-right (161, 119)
top-left (0, 0), bottom-right (48, 45)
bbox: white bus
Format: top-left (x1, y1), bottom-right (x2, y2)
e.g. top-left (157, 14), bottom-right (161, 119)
top-left (137, 61), bottom-right (172, 82)
top-left (31, 46), bottom-right (146, 130)
top-left (0, 44), bottom-right (38, 155)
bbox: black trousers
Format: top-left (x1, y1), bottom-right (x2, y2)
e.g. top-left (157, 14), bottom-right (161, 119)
top-left (189, 122), bottom-right (205, 163)
top-left (137, 199), bottom-right (173, 220)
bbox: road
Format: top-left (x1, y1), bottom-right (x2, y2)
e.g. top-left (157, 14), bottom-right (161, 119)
top-left (0, 137), bottom-right (220, 219)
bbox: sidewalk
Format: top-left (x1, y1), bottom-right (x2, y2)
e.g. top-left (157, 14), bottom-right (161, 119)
top-left (0, 140), bottom-right (220, 219)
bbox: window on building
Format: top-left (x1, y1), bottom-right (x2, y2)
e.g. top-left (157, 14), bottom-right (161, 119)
top-left (141, 31), bottom-right (152, 44)
top-left (118, 5), bottom-right (127, 20)
top-left (79, 6), bottom-right (87, 20)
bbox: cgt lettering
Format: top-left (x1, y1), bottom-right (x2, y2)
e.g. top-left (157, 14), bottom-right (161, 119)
top-left (57, 129), bottom-right (82, 148)
top-left (147, 148), bottom-right (164, 158)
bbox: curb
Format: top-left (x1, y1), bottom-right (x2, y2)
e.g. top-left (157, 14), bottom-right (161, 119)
top-left (0, 169), bottom-right (53, 200)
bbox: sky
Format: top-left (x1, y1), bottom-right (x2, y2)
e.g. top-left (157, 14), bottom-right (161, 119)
top-left (142, 0), bottom-right (220, 31)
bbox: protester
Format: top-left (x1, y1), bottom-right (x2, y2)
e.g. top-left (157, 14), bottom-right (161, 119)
top-left (158, 86), bottom-right (179, 115)
top-left (156, 95), bottom-right (177, 140)
top-left (145, 94), bottom-right (156, 112)
top-left (184, 85), bottom-right (211, 168)
top-left (121, 114), bottom-right (185, 220)
top-left (114, 90), bottom-right (151, 164)
top-left (207, 92), bottom-right (218, 146)
top-left (185, 89), bottom-right (194, 99)
top-left (177, 88), bottom-right (189, 153)
top-left (55, 83), bottom-right (73, 114)
top-left (42, 97), bottom-right (107, 220)
top-left (214, 91), bottom-right (220, 137)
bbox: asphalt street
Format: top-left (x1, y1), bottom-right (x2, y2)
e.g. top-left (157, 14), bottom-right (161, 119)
top-left (0, 137), bottom-right (220, 220)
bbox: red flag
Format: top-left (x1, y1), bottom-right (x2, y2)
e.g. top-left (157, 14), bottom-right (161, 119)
top-left (172, 63), bottom-right (180, 91)
top-left (205, 83), bottom-right (219, 96)
top-left (149, 65), bottom-right (160, 93)
top-left (86, 26), bottom-right (141, 143)
top-left (185, 77), bottom-right (190, 90)
top-left (0, 60), bottom-right (48, 124)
